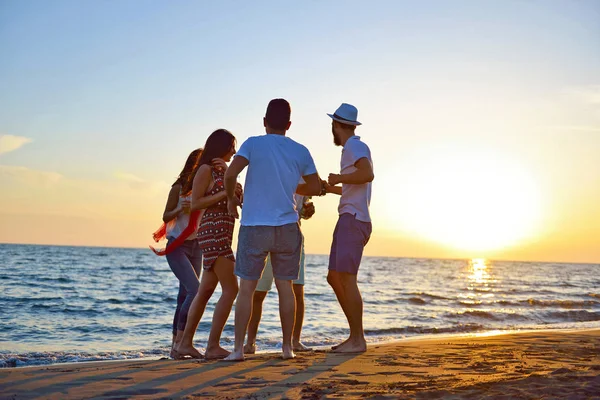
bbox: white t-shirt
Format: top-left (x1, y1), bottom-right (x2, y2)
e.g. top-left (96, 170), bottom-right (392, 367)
top-left (338, 136), bottom-right (372, 222)
top-left (236, 134), bottom-right (318, 226)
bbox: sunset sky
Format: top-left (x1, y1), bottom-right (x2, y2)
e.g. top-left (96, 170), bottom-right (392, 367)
top-left (1, 1), bottom-right (599, 263)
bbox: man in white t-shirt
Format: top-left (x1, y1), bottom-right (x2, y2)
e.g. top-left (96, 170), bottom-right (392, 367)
top-left (243, 193), bottom-right (315, 355)
top-left (323, 103), bottom-right (374, 353)
top-left (224, 98), bottom-right (322, 360)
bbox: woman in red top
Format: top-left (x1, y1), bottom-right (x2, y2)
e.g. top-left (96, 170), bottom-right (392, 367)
top-left (175, 129), bottom-right (242, 359)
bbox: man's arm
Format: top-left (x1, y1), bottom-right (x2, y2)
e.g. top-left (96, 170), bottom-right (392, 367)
top-left (324, 182), bottom-right (342, 195)
top-left (328, 157), bottom-right (374, 186)
top-left (296, 173), bottom-right (322, 196)
top-left (224, 156), bottom-right (248, 198)
top-left (224, 156), bottom-right (249, 218)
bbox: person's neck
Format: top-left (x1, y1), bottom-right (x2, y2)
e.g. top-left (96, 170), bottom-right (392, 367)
top-left (266, 130), bottom-right (286, 136)
top-left (340, 132), bottom-right (355, 146)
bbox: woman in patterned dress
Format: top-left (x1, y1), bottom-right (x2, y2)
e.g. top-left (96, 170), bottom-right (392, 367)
top-left (175, 129), bottom-right (242, 359)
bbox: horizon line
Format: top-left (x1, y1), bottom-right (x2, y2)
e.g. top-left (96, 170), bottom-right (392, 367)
top-left (0, 241), bottom-right (598, 266)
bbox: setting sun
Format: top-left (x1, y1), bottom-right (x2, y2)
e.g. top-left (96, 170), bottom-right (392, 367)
top-left (388, 145), bottom-right (542, 252)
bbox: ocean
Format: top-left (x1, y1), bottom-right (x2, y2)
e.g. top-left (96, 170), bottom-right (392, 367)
top-left (1, 243), bottom-right (599, 368)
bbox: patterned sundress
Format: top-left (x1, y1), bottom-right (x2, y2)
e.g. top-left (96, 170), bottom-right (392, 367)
top-left (197, 166), bottom-right (236, 269)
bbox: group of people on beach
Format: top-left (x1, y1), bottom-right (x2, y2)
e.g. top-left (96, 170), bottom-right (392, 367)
top-left (152, 99), bottom-right (374, 361)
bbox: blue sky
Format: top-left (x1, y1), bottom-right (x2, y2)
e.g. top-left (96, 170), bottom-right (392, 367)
top-left (1, 0), bottom-right (599, 261)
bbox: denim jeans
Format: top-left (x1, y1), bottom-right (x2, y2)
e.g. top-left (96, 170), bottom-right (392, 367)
top-left (165, 238), bottom-right (202, 333)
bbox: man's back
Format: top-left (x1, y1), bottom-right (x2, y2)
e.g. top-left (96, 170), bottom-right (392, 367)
top-left (236, 134), bottom-right (317, 227)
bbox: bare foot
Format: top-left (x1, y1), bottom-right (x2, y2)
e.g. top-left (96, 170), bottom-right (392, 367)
top-left (170, 347), bottom-right (186, 360)
top-left (293, 342), bottom-right (313, 352)
top-left (223, 350), bottom-right (245, 362)
top-left (205, 346), bottom-right (231, 360)
top-left (282, 345), bottom-right (296, 360)
top-left (175, 344), bottom-right (204, 359)
top-left (243, 343), bottom-right (256, 354)
top-left (332, 339), bottom-right (367, 353)
top-left (331, 338), bottom-right (349, 350)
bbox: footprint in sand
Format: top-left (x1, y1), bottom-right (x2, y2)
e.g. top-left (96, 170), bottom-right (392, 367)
top-left (550, 367), bottom-right (572, 375)
top-left (282, 368), bottom-right (300, 375)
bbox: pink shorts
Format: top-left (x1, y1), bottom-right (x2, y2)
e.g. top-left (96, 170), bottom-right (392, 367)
top-left (328, 213), bottom-right (372, 274)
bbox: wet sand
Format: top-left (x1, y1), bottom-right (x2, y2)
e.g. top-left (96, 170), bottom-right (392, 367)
top-left (1, 328), bottom-right (599, 399)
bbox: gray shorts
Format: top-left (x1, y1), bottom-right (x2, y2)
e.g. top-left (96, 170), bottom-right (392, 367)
top-left (256, 240), bottom-right (305, 291)
top-left (235, 222), bottom-right (303, 281)
top-left (329, 213), bottom-right (372, 274)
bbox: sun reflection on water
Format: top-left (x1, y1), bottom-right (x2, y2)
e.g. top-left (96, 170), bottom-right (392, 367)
top-left (462, 258), bottom-right (497, 301)
top-left (470, 258), bottom-right (490, 285)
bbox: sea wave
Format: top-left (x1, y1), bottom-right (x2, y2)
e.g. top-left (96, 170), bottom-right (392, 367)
top-left (459, 299), bottom-right (600, 309)
top-left (407, 292), bottom-right (452, 300)
top-left (37, 276), bottom-right (74, 283)
top-left (541, 310), bottom-right (600, 323)
top-left (523, 299), bottom-right (599, 308)
top-left (447, 310), bottom-right (529, 321)
top-left (407, 297), bottom-right (427, 305)
top-left (5, 296), bottom-right (64, 303)
top-left (365, 323), bottom-right (486, 336)
top-left (0, 348), bottom-right (168, 368)
top-left (29, 305), bottom-right (104, 316)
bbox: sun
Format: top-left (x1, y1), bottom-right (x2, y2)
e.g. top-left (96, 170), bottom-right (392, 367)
top-left (385, 145), bottom-right (542, 252)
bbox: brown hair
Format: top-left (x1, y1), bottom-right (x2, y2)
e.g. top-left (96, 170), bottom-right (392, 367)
top-left (174, 148), bottom-right (202, 195)
top-left (197, 129), bottom-right (236, 167)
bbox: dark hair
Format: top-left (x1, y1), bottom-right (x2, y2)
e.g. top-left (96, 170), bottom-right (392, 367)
top-left (174, 148), bottom-right (202, 194)
top-left (197, 129), bottom-right (236, 167)
top-left (265, 98), bottom-right (291, 131)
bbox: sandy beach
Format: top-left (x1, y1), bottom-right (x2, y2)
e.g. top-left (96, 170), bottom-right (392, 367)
top-left (1, 328), bottom-right (599, 399)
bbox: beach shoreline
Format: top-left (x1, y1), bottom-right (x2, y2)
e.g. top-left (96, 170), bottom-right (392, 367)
top-left (2, 327), bottom-right (599, 399)
top-left (5, 324), bottom-right (599, 370)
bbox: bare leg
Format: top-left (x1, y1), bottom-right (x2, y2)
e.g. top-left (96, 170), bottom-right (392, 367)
top-left (244, 290), bottom-right (268, 354)
top-left (170, 333), bottom-right (177, 359)
top-left (223, 278), bottom-right (258, 361)
top-left (171, 330), bottom-right (184, 359)
top-left (175, 270), bottom-right (218, 358)
top-left (292, 284), bottom-right (311, 352)
top-left (333, 272), bottom-right (366, 353)
top-left (275, 278), bottom-right (296, 359)
top-left (173, 330), bottom-right (183, 344)
top-left (205, 257), bottom-right (238, 359)
top-left (327, 270), bottom-right (352, 350)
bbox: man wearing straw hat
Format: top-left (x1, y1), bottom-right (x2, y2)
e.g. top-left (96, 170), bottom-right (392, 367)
top-left (323, 103), bottom-right (374, 353)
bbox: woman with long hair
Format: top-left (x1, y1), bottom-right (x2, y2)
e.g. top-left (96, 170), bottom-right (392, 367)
top-left (175, 129), bottom-right (242, 359)
top-left (158, 148), bottom-right (203, 358)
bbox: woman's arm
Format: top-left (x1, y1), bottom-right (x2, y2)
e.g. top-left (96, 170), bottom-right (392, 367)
top-left (162, 184), bottom-right (183, 223)
top-left (191, 165), bottom-right (227, 211)
top-left (325, 183), bottom-right (343, 195)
